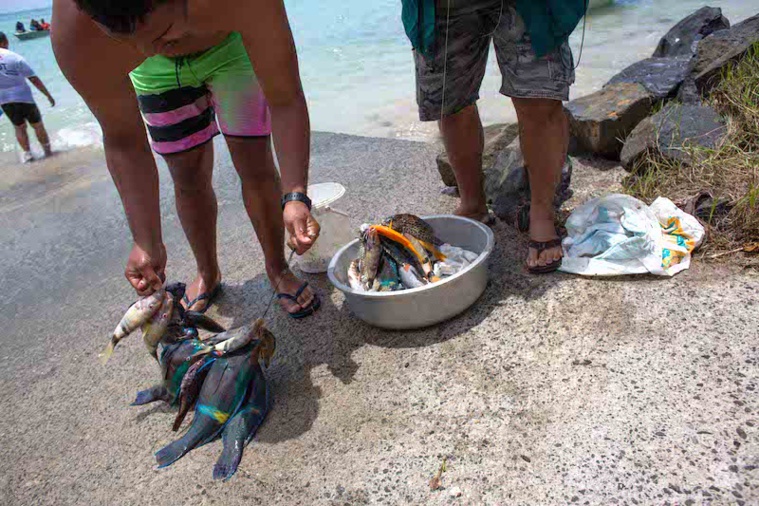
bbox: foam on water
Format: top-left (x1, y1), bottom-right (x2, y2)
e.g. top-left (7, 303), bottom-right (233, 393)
top-left (0, 1), bottom-right (755, 152)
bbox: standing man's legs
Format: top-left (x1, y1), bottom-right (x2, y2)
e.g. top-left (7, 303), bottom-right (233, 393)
top-left (12, 123), bottom-right (31, 153)
top-left (493, 2), bottom-right (575, 271)
top-left (414, 2), bottom-right (496, 223)
top-left (30, 120), bottom-right (53, 156)
top-left (513, 98), bottom-right (567, 268)
top-left (164, 142), bottom-right (222, 312)
top-left (225, 136), bottom-right (315, 314)
top-left (439, 104), bottom-right (488, 220)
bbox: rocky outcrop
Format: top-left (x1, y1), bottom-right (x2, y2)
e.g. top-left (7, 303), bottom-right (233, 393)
top-left (436, 123), bottom-right (519, 187)
top-left (564, 82), bottom-right (654, 159)
top-left (692, 14), bottom-right (759, 93)
top-left (484, 137), bottom-right (573, 229)
top-left (652, 6), bottom-right (730, 58)
top-left (620, 103), bottom-right (727, 170)
top-left (606, 56), bottom-right (691, 99)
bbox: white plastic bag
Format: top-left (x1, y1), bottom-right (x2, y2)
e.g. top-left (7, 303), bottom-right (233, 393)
top-left (559, 194), bottom-right (704, 277)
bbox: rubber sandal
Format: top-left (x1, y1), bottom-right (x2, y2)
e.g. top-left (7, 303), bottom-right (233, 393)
top-left (182, 283), bottom-right (222, 314)
top-left (277, 282), bottom-right (321, 319)
top-left (527, 238), bottom-right (563, 274)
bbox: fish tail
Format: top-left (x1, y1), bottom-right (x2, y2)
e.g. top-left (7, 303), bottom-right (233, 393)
top-left (131, 386), bottom-right (169, 406)
top-left (213, 382), bottom-right (269, 481)
top-left (154, 424), bottom-right (207, 468)
top-left (99, 338), bottom-right (117, 365)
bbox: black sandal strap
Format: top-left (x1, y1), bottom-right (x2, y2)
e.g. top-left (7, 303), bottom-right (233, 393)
top-left (528, 238), bottom-right (563, 251)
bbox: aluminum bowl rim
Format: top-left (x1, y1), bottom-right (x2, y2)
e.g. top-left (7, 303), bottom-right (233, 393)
top-left (327, 214), bottom-right (495, 299)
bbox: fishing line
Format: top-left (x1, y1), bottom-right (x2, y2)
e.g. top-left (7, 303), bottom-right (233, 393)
top-left (439, 0), bottom-right (452, 124)
top-left (574, 0), bottom-right (589, 70)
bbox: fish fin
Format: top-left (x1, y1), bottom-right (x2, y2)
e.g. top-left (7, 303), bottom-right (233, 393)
top-left (154, 427), bottom-right (206, 468)
top-left (213, 377), bottom-right (270, 481)
top-left (100, 339), bottom-right (116, 365)
top-left (419, 239), bottom-right (447, 261)
top-left (131, 386), bottom-right (169, 406)
top-left (184, 311), bottom-right (226, 333)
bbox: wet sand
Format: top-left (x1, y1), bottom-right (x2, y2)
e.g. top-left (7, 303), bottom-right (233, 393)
top-left (0, 134), bottom-right (757, 505)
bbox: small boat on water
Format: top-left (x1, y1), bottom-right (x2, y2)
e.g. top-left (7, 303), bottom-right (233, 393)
top-left (14, 30), bottom-right (50, 41)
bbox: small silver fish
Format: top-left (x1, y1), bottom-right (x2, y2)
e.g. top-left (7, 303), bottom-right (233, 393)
top-left (101, 288), bottom-right (165, 364)
top-left (142, 293), bottom-right (174, 361)
top-left (348, 259), bottom-right (365, 292)
top-left (190, 319), bottom-right (268, 359)
top-left (399, 263), bottom-right (425, 288)
top-left (360, 228), bottom-right (382, 288)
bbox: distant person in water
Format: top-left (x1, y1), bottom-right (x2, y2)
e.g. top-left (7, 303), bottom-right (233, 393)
top-left (51, 0), bottom-right (321, 318)
top-left (0, 32), bottom-right (55, 163)
top-left (15, 22), bottom-right (26, 33)
top-left (401, 0), bottom-right (583, 274)
top-left (40, 19), bottom-right (51, 30)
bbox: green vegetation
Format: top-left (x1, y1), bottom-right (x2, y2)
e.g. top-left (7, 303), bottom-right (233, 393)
top-left (624, 43), bottom-right (759, 253)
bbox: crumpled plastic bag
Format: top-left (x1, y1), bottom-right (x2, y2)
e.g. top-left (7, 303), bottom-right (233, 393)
top-left (559, 194), bottom-right (705, 277)
top-left (433, 244), bottom-right (480, 278)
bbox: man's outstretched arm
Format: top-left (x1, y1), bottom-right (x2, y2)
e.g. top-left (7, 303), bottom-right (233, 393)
top-left (27, 76), bottom-right (55, 107)
top-left (52, 1), bottom-right (165, 295)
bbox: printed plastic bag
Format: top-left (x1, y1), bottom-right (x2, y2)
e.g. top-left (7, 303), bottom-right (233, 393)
top-left (559, 194), bottom-right (704, 277)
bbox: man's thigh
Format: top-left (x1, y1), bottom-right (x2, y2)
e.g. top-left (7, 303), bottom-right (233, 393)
top-left (414, 0), bottom-right (502, 121)
top-left (493, 3), bottom-right (575, 101)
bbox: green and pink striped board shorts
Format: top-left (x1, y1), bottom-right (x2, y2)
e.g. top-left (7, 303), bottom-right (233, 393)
top-left (130, 32), bottom-right (270, 155)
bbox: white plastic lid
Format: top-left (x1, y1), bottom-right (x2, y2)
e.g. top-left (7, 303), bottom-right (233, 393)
top-left (308, 182), bottom-right (345, 209)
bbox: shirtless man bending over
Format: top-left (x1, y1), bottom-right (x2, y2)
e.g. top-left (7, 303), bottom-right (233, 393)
top-left (52, 0), bottom-right (321, 318)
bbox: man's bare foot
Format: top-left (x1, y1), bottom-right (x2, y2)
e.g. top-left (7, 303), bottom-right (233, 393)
top-left (527, 207), bottom-right (562, 271)
top-left (454, 203), bottom-right (495, 225)
top-left (268, 267), bottom-right (316, 315)
top-left (182, 271), bottom-right (222, 312)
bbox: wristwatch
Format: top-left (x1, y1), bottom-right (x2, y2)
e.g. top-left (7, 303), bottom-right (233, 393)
top-left (281, 192), bottom-right (312, 211)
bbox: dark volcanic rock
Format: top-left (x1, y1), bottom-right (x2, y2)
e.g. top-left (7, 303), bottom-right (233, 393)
top-left (564, 82), bottom-right (654, 159)
top-left (606, 56), bottom-right (691, 99)
top-left (653, 6), bottom-right (730, 58)
top-left (620, 103), bottom-right (727, 170)
top-left (692, 14), bottom-right (759, 93)
top-left (485, 138), bottom-right (572, 227)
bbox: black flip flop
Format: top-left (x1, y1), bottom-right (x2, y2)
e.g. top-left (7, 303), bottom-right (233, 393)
top-left (527, 238), bottom-right (563, 274)
top-left (182, 283), bottom-right (222, 314)
top-left (277, 282), bottom-right (321, 319)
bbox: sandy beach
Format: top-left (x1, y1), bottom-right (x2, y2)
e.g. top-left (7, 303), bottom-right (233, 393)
top-left (0, 134), bottom-right (757, 505)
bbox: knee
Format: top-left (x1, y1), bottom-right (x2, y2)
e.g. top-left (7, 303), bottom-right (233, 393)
top-left (166, 152), bottom-right (212, 194)
top-left (513, 98), bottom-right (565, 131)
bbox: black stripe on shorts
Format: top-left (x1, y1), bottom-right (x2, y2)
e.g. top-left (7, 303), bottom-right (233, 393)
top-left (147, 106), bottom-right (215, 143)
top-left (137, 86), bottom-right (209, 114)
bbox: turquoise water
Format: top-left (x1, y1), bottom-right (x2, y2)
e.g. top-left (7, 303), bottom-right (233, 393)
top-left (0, 1), bottom-right (756, 155)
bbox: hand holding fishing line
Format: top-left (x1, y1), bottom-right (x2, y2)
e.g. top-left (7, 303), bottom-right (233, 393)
top-left (284, 202), bottom-right (321, 254)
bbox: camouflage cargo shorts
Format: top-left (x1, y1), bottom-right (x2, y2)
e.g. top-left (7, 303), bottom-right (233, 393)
top-left (414, 0), bottom-right (575, 121)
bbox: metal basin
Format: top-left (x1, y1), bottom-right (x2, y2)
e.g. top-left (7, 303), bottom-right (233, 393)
top-left (327, 215), bottom-right (495, 330)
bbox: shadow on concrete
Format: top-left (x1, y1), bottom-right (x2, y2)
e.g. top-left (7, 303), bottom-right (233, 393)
top-left (207, 219), bottom-right (562, 445)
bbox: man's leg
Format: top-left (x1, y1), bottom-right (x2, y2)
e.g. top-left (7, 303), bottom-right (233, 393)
top-left (30, 121), bottom-right (53, 156)
top-left (224, 135), bottom-right (314, 314)
top-left (439, 104), bottom-right (489, 220)
top-left (512, 98), bottom-right (567, 269)
top-left (13, 124), bottom-right (31, 154)
top-left (164, 141), bottom-right (222, 311)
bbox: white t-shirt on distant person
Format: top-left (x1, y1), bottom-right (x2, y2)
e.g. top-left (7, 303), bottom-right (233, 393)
top-left (0, 48), bottom-right (36, 105)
